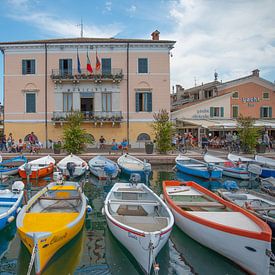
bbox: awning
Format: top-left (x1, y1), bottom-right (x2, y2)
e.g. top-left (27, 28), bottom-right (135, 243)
top-left (176, 119), bottom-right (275, 130)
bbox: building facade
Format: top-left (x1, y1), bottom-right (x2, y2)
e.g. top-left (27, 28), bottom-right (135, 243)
top-left (172, 70), bottom-right (275, 140)
top-left (0, 32), bottom-right (175, 147)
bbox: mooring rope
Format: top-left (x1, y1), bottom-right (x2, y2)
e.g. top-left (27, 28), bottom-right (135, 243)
top-left (27, 243), bottom-right (37, 275)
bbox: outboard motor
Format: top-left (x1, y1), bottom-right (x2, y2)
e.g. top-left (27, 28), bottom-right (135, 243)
top-left (24, 163), bottom-right (32, 176)
top-left (130, 173), bottom-right (141, 184)
top-left (67, 162), bottom-right (76, 178)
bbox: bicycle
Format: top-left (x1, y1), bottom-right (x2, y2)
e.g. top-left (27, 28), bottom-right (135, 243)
top-left (176, 143), bottom-right (187, 154)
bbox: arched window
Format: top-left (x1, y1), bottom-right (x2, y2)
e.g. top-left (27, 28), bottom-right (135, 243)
top-left (24, 133), bottom-right (38, 142)
top-left (137, 133), bottom-right (151, 141)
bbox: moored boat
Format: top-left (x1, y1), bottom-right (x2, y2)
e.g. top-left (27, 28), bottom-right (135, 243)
top-left (18, 155), bottom-right (55, 179)
top-left (57, 154), bottom-right (87, 178)
top-left (218, 189), bottom-right (275, 239)
top-left (104, 181), bottom-right (174, 274)
top-left (117, 154), bottom-right (151, 182)
top-left (176, 155), bottom-right (222, 179)
top-left (88, 156), bottom-right (119, 179)
top-left (255, 155), bottom-right (275, 178)
top-left (261, 177), bottom-right (275, 196)
top-left (16, 179), bottom-right (87, 274)
top-left (162, 180), bottom-right (272, 275)
top-left (204, 154), bottom-right (251, 179)
top-left (0, 156), bottom-right (27, 177)
top-left (228, 153), bottom-right (275, 178)
top-left (0, 181), bottom-right (24, 231)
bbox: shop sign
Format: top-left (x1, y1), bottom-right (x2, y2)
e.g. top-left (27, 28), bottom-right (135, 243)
top-left (192, 109), bottom-right (209, 119)
top-left (241, 97), bottom-right (260, 103)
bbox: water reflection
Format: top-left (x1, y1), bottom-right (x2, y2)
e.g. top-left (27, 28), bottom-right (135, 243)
top-left (0, 166), bottom-right (266, 275)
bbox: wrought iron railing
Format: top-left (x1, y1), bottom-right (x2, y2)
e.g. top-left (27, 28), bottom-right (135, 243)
top-left (52, 111), bottom-right (123, 122)
top-left (51, 68), bottom-right (123, 82)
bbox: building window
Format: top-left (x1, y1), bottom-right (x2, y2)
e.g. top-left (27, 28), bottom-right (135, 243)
top-left (263, 91), bottom-right (270, 99)
top-left (26, 93), bottom-right (36, 113)
top-left (137, 133), bottom-right (151, 141)
top-left (210, 107), bottom-right (224, 117)
top-left (59, 59), bottom-right (72, 76)
top-left (260, 106), bottom-right (272, 118)
top-left (63, 93), bottom-right (73, 112)
top-left (232, 105), bottom-right (239, 118)
top-left (232, 91), bottom-right (239, 99)
top-left (136, 92), bottom-right (152, 112)
top-left (138, 58), bottom-right (148, 74)
top-left (102, 58), bottom-right (111, 75)
top-left (22, 60), bottom-right (35, 75)
top-left (102, 93), bottom-right (112, 112)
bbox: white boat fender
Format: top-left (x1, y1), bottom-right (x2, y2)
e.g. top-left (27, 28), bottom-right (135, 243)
top-left (8, 216), bottom-right (15, 223)
top-left (17, 207), bottom-right (22, 214)
top-left (86, 205), bottom-right (93, 214)
top-left (102, 207), bottom-right (105, 216)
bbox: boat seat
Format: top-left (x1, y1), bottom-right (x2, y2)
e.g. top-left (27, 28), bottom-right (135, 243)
top-left (176, 201), bottom-right (226, 208)
top-left (117, 205), bottom-right (148, 216)
top-left (115, 189), bottom-right (147, 194)
top-left (109, 199), bottom-right (160, 206)
top-left (39, 196), bottom-right (81, 201)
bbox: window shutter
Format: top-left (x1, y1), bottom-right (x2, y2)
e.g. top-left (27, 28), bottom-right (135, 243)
top-left (220, 107), bottom-right (224, 117)
top-left (136, 93), bottom-right (140, 112)
top-left (31, 60), bottom-right (35, 74)
top-left (260, 107), bottom-right (263, 118)
top-left (22, 60), bottom-right (26, 75)
top-left (68, 59), bottom-right (72, 75)
top-left (26, 94), bottom-right (36, 113)
top-left (147, 93), bottom-right (152, 112)
top-left (269, 107), bottom-right (272, 118)
top-left (210, 107), bottom-right (214, 117)
top-left (59, 59), bottom-right (63, 75)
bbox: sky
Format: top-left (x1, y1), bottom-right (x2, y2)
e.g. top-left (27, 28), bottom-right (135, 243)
top-left (0, 0), bottom-right (275, 103)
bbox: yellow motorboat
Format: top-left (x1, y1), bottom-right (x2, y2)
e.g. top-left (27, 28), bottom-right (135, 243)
top-left (16, 180), bottom-right (87, 274)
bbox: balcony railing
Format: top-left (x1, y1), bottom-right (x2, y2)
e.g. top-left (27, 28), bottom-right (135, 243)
top-left (51, 68), bottom-right (123, 83)
top-left (52, 111), bottom-right (123, 123)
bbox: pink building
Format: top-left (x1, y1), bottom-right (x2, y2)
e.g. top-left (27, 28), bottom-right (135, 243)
top-left (0, 31), bottom-right (175, 147)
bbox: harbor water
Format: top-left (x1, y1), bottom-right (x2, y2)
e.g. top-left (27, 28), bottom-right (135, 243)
top-left (0, 165), bottom-right (274, 275)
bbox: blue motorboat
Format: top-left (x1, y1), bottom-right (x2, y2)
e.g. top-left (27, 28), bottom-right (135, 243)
top-left (88, 156), bottom-right (119, 179)
top-left (176, 155), bottom-right (222, 179)
top-left (0, 181), bottom-right (24, 231)
top-left (117, 154), bottom-right (151, 182)
top-left (0, 155), bottom-right (27, 177)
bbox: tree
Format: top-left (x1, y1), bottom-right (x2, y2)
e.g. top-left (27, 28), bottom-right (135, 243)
top-left (152, 109), bottom-right (174, 154)
top-left (63, 112), bottom-right (91, 154)
top-left (237, 115), bottom-right (260, 153)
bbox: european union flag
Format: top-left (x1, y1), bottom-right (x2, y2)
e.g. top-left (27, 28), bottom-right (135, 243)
top-left (77, 49), bottom-right (81, 74)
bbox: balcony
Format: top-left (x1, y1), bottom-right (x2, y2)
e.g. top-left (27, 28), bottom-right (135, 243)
top-left (52, 111), bottom-right (123, 127)
top-left (51, 68), bottom-right (123, 83)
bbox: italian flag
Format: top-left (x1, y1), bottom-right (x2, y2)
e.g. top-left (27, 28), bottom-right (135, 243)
top-left (86, 51), bottom-right (93, 73)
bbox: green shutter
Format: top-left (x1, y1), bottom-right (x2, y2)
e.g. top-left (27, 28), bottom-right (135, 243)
top-left (210, 107), bottom-right (214, 117)
top-left (26, 94), bottom-right (36, 113)
top-left (136, 93), bottom-right (140, 112)
top-left (68, 59), bottom-right (72, 75)
top-left (269, 107), bottom-right (272, 118)
top-left (260, 107), bottom-right (263, 118)
top-left (147, 93), bottom-right (152, 112)
top-left (31, 60), bottom-right (35, 74)
top-left (221, 107), bottom-right (224, 117)
top-left (22, 60), bottom-right (26, 75)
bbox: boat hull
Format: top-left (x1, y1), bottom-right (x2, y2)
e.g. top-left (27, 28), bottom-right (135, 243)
top-left (176, 162), bottom-right (222, 179)
top-left (218, 165), bottom-right (250, 179)
top-left (17, 213), bottom-right (85, 274)
top-left (106, 214), bottom-right (171, 274)
top-left (261, 167), bottom-right (275, 178)
top-left (18, 164), bottom-right (54, 179)
top-left (170, 206), bottom-right (270, 275)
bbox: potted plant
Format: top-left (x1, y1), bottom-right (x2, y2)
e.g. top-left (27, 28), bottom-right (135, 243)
top-left (53, 141), bottom-right (62, 154)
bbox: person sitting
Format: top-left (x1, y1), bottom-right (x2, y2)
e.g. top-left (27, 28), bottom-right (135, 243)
top-left (17, 138), bottom-right (24, 153)
top-left (110, 139), bottom-right (118, 154)
top-left (120, 138), bottom-right (128, 153)
top-left (99, 136), bottom-right (106, 149)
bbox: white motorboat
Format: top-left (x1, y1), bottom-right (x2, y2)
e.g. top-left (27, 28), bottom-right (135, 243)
top-left (56, 154), bottom-right (87, 178)
top-left (104, 181), bottom-right (174, 274)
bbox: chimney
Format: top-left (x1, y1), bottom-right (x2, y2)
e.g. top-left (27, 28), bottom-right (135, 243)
top-left (151, 30), bottom-right (160, 41)
top-left (252, 69), bottom-right (260, 77)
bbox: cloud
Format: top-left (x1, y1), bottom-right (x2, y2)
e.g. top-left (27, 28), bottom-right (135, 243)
top-left (126, 5), bottom-right (137, 15)
top-left (105, 1), bottom-right (112, 12)
top-left (163, 0), bottom-right (275, 88)
top-left (6, 0), bottom-right (121, 38)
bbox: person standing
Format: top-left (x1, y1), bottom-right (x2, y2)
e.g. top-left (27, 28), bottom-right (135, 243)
top-left (7, 133), bottom-right (13, 153)
top-left (1, 134), bottom-right (7, 152)
top-left (263, 131), bottom-right (271, 152)
top-left (99, 136), bottom-right (106, 149)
